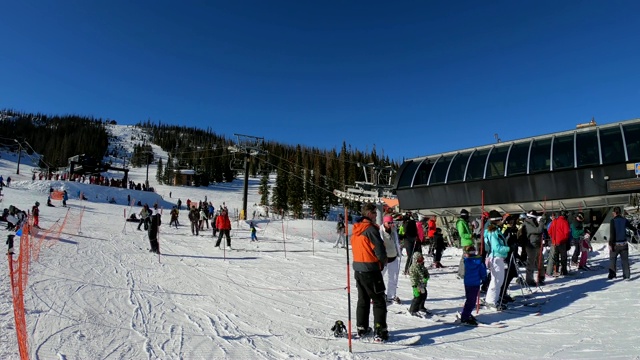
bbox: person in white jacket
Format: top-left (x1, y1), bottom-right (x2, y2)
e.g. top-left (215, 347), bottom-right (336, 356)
top-left (380, 215), bottom-right (402, 304)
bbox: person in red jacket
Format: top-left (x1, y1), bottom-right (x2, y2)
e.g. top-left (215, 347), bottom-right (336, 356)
top-left (548, 211), bottom-right (571, 276)
top-left (215, 208), bottom-right (232, 248)
top-left (426, 216), bottom-right (437, 256)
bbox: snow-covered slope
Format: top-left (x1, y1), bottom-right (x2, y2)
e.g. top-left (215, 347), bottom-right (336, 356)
top-left (0, 125), bottom-right (639, 359)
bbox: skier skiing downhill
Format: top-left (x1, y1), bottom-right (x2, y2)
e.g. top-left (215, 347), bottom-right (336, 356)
top-left (351, 203), bottom-right (388, 343)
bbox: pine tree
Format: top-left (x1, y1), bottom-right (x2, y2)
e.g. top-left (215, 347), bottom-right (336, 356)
top-left (272, 166), bottom-right (289, 216)
top-left (156, 158), bottom-right (164, 184)
top-left (259, 171), bottom-right (270, 206)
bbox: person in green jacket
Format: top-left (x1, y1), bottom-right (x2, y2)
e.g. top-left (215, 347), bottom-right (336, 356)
top-left (457, 209), bottom-right (473, 275)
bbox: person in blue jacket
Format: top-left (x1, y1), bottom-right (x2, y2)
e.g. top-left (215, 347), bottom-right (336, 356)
top-left (459, 245), bottom-right (487, 325)
top-left (483, 210), bottom-right (511, 310)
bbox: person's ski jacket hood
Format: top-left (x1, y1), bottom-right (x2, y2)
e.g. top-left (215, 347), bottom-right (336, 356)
top-left (351, 218), bottom-right (387, 272)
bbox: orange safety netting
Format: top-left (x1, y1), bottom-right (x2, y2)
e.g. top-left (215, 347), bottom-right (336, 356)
top-left (7, 207), bottom-right (84, 360)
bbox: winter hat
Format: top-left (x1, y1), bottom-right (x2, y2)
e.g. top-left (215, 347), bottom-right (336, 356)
top-left (413, 251), bottom-right (424, 263)
top-left (576, 213), bottom-right (584, 221)
top-left (527, 210), bottom-right (539, 218)
top-left (460, 209), bottom-right (469, 218)
top-left (519, 213), bottom-right (527, 219)
top-left (383, 215), bottom-right (394, 224)
top-left (488, 210), bottom-right (502, 221)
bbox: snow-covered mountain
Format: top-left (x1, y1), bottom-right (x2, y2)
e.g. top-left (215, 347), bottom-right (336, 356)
top-left (0, 125), bottom-right (639, 359)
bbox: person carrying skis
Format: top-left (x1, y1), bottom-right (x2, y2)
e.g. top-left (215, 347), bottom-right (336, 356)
top-left (459, 245), bottom-right (487, 326)
top-left (215, 208), bottom-right (232, 248)
top-left (380, 215), bottom-right (401, 304)
top-left (408, 251), bottom-right (430, 316)
top-left (351, 203), bottom-right (388, 343)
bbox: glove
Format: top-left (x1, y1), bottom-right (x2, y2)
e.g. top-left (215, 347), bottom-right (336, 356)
top-left (412, 287), bottom-right (420, 297)
top-left (423, 277), bottom-right (429, 283)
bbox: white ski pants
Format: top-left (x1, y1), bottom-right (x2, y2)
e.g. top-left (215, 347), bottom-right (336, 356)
top-left (382, 258), bottom-right (400, 299)
top-left (485, 257), bottom-right (506, 306)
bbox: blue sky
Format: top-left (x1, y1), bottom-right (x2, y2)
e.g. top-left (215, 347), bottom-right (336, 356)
top-left (1, 1), bottom-right (639, 161)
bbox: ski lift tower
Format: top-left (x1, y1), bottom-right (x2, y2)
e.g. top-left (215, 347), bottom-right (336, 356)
top-left (228, 134), bottom-right (266, 220)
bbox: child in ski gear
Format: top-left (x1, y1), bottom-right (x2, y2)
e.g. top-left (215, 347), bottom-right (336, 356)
top-left (579, 229), bottom-right (593, 270)
top-left (47, 195), bottom-right (55, 207)
top-left (334, 219), bottom-right (347, 248)
top-left (250, 221), bottom-right (258, 241)
top-left (432, 228), bottom-right (447, 268)
top-left (408, 251), bottom-right (430, 315)
top-left (459, 245), bottom-right (487, 325)
top-left (351, 203), bottom-right (388, 342)
top-left (32, 202), bottom-right (40, 228)
top-left (331, 320), bottom-right (347, 337)
top-left (63, 190), bottom-right (68, 207)
top-left (380, 215), bottom-right (401, 304)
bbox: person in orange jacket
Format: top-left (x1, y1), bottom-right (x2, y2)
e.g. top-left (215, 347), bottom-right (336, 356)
top-left (352, 203), bottom-right (388, 343)
top-left (215, 208), bottom-right (232, 248)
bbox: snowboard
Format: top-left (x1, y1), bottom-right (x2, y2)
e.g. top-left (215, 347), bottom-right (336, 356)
top-left (304, 328), bottom-right (421, 346)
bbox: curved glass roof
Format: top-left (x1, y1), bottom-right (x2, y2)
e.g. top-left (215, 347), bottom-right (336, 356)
top-left (397, 119), bottom-right (637, 187)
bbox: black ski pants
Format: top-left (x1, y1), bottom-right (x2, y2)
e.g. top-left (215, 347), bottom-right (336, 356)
top-left (525, 244), bottom-right (545, 283)
top-left (216, 229), bottom-right (231, 247)
top-left (609, 243), bottom-right (630, 279)
top-left (354, 270), bottom-right (387, 330)
top-left (403, 236), bottom-right (420, 274)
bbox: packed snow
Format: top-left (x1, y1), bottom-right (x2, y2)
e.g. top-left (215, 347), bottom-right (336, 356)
top-left (1, 125), bottom-right (640, 359)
